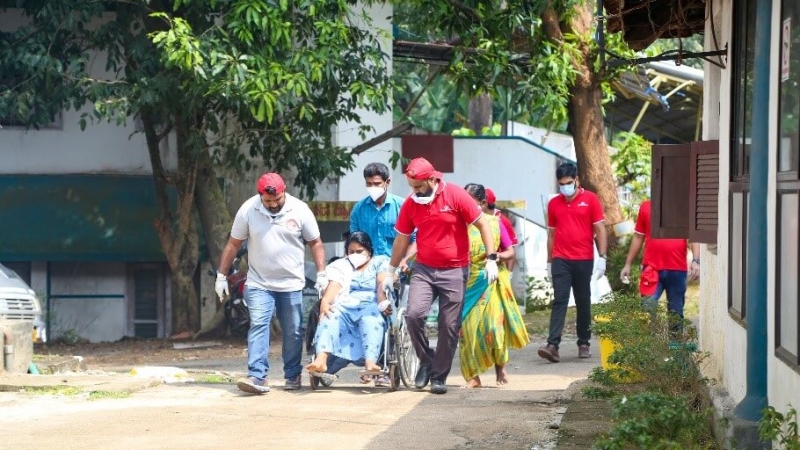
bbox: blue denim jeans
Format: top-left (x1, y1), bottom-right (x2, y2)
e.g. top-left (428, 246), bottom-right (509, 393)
top-left (244, 286), bottom-right (303, 382)
top-left (643, 269), bottom-right (688, 324)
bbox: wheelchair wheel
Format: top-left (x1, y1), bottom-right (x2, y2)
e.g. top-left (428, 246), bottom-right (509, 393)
top-left (309, 374), bottom-right (320, 390)
top-left (395, 313), bottom-right (420, 388)
top-left (320, 376), bottom-right (334, 388)
top-left (388, 364), bottom-right (400, 392)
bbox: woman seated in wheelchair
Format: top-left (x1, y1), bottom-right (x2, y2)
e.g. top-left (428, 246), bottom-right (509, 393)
top-left (306, 231), bottom-right (394, 381)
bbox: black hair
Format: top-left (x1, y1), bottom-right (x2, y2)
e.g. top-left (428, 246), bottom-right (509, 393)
top-left (344, 231), bottom-right (374, 256)
top-left (556, 162), bottom-right (578, 180)
top-left (464, 183), bottom-right (487, 202)
top-left (487, 202), bottom-right (496, 210)
top-left (363, 163), bottom-right (390, 181)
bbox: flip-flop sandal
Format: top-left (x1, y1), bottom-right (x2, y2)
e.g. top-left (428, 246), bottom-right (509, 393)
top-left (309, 371), bottom-right (338, 383)
top-left (374, 375), bottom-right (391, 387)
top-left (359, 375), bottom-right (373, 384)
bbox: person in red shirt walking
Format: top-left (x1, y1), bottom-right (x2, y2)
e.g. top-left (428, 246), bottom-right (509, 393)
top-left (619, 200), bottom-right (700, 330)
top-left (538, 163), bottom-right (608, 363)
top-left (383, 158), bottom-right (498, 395)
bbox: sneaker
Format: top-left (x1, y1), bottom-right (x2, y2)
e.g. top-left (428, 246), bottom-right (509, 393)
top-left (537, 344), bottom-right (560, 363)
top-left (578, 345), bottom-right (591, 359)
top-left (284, 374), bottom-right (302, 391)
top-left (236, 377), bottom-right (270, 395)
top-left (374, 375), bottom-right (391, 388)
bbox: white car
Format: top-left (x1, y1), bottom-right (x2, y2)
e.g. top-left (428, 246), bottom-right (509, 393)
top-left (0, 263), bottom-right (47, 343)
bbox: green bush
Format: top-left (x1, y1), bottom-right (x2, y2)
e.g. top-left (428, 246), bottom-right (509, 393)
top-left (586, 291), bottom-right (715, 448)
top-left (606, 235), bottom-right (643, 293)
top-left (759, 405), bottom-right (800, 449)
top-left (524, 276), bottom-right (553, 312)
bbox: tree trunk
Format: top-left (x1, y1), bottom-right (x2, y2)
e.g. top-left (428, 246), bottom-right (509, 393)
top-left (195, 150), bottom-right (232, 269)
top-left (468, 93), bottom-right (493, 135)
top-left (542, 1), bottom-right (624, 247)
top-left (143, 113), bottom-right (202, 334)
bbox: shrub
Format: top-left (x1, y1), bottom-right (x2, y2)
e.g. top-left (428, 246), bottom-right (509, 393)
top-left (606, 235), bottom-right (642, 293)
top-left (524, 276), bottom-right (553, 312)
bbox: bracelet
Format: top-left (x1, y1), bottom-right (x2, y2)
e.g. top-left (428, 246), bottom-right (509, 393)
top-left (692, 258), bottom-right (700, 264)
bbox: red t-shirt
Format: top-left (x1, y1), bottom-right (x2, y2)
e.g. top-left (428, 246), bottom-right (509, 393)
top-left (548, 188), bottom-right (605, 261)
top-left (635, 200), bottom-right (688, 271)
top-left (495, 211), bottom-right (518, 245)
top-left (395, 181), bottom-right (482, 268)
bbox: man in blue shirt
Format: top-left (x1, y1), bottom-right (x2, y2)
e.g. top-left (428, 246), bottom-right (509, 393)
top-left (350, 162), bottom-right (415, 259)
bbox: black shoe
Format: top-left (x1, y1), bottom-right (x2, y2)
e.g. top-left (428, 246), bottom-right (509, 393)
top-left (430, 380), bottom-right (447, 395)
top-left (414, 365), bottom-right (432, 389)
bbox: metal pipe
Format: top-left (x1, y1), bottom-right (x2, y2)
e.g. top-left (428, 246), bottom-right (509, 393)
top-left (2, 327), bottom-right (13, 372)
top-left (733, 0), bottom-right (771, 424)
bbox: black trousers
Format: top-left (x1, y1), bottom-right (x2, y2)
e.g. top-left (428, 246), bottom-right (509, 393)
top-left (547, 258), bottom-right (594, 348)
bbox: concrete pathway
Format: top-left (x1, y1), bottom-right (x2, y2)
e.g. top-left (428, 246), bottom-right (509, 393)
top-left (0, 338), bottom-right (600, 450)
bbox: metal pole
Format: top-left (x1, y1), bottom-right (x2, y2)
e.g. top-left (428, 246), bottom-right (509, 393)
top-left (733, 0), bottom-right (771, 423)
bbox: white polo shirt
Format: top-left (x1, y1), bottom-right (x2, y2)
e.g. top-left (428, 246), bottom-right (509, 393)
top-left (230, 194), bottom-right (321, 292)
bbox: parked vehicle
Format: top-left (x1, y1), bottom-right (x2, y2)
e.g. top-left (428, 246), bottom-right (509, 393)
top-left (0, 263), bottom-right (47, 343)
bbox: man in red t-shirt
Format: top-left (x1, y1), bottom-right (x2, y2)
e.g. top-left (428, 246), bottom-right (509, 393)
top-left (382, 158), bottom-right (498, 395)
top-left (485, 188), bottom-right (518, 271)
top-left (620, 200), bottom-right (700, 328)
top-left (538, 163), bottom-right (608, 363)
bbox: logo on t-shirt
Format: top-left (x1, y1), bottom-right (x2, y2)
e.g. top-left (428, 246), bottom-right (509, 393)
top-left (578, 201), bottom-right (589, 207)
top-left (284, 218), bottom-right (300, 232)
top-left (440, 205), bottom-right (453, 212)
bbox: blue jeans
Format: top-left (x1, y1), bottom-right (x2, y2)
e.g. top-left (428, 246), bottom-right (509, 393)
top-left (244, 286), bottom-right (303, 382)
top-left (643, 269), bottom-right (687, 327)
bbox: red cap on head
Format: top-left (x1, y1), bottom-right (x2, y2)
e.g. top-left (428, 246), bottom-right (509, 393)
top-left (405, 157), bottom-right (443, 180)
top-left (639, 266), bottom-right (659, 297)
top-left (485, 188), bottom-right (497, 204)
top-left (256, 173), bottom-right (286, 196)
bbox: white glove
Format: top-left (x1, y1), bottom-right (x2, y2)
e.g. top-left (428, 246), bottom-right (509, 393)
top-left (378, 300), bottom-right (391, 312)
top-left (315, 272), bottom-right (329, 293)
top-left (485, 260), bottom-right (498, 284)
top-left (381, 266), bottom-right (397, 293)
top-left (546, 263), bottom-right (552, 281)
top-left (215, 272), bottom-right (229, 302)
top-left (594, 257), bottom-right (607, 280)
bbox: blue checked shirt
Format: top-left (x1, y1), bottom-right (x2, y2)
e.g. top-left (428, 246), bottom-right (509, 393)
top-left (349, 193), bottom-right (412, 257)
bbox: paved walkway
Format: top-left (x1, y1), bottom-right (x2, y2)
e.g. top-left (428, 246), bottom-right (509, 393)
top-left (1, 339), bottom-right (603, 450)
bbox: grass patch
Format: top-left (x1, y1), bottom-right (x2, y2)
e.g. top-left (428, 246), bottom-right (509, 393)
top-left (524, 306), bottom-right (575, 336)
top-left (25, 386), bottom-right (82, 396)
top-left (194, 373), bottom-right (234, 384)
top-left (88, 390), bottom-right (131, 400)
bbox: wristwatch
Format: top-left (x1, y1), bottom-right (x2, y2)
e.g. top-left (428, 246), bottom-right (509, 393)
top-left (487, 253), bottom-right (499, 261)
top-left (599, 254), bottom-right (607, 259)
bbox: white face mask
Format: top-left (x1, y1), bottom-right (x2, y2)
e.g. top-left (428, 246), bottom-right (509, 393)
top-left (348, 252), bottom-right (369, 269)
top-left (410, 183), bottom-right (438, 205)
top-left (366, 186), bottom-right (386, 202)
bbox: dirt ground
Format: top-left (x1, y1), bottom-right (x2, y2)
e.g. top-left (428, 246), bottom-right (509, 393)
top-left (35, 337), bottom-right (250, 370)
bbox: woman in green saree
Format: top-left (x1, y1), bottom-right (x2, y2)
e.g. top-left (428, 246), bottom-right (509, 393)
top-left (460, 183), bottom-right (530, 388)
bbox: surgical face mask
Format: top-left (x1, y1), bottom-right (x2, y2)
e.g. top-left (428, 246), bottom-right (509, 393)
top-left (366, 186), bottom-right (386, 202)
top-left (559, 182), bottom-right (576, 197)
top-left (348, 252), bottom-right (369, 269)
top-left (411, 183), bottom-right (437, 205)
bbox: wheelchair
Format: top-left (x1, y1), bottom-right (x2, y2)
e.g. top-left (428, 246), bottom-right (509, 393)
top-left (305, 283), bottom-right (419, 392)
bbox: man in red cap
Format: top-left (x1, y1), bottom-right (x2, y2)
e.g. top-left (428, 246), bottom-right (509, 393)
top-left (620, 199), bottom-right (700, 331)
top-left (215, 172), bottom-right (327, 394)
top-left (382, 157), bottom-right (499, 395)
top-left (485, 188), bottom-right (518, 271)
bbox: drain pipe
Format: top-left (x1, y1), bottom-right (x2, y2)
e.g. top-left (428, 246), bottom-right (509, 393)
top-left (2, 327), bottom-right (13, 372)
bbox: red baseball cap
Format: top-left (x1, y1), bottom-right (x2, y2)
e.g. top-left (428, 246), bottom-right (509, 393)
top-left (485, 188), bottom-right (497, 204)
top-left (405, 157), bottom-right (442, 180)
top-left (639, 265), bottom-right (659, 297)
top-left (256, 173), bottom-right (286, 196)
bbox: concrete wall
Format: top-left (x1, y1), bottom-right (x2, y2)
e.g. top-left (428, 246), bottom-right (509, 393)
top-left (0, 10), bottom-right (178, 175)
top-left (700, 0), bottom-right (800, 416)
top-left (506, 122), bottom-right (577, 162)
top-left (30, 262), bottom-right (130, 343)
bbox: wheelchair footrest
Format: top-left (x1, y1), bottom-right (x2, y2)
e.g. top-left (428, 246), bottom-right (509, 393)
top-left (358, 369), bottom-right (387, 377)
top-left (309, 371), bottom-right (338, 383)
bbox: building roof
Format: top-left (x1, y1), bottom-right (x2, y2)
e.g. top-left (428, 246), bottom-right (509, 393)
top-left (604, 0), bottom-right (707, 51)
top-left (607, 62), bottom-right (704, 143)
